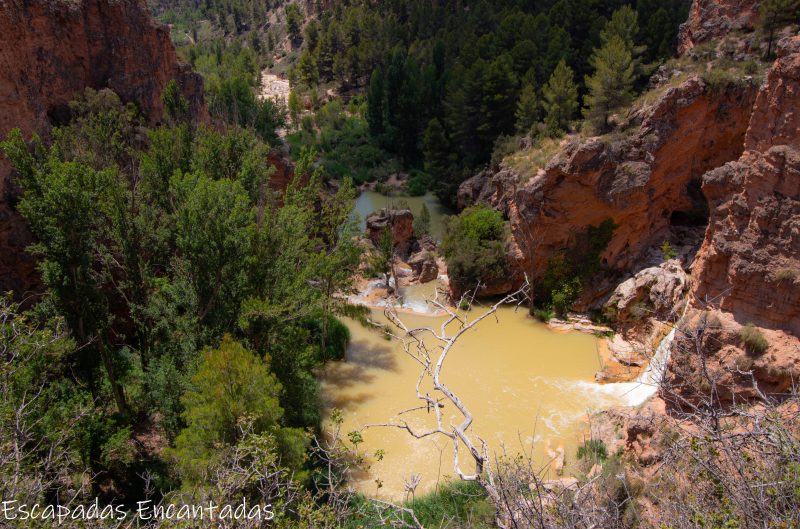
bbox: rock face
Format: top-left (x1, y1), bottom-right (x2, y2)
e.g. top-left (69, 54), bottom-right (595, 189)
top-left (366, 208), bottom-right (415, 257)
top-left (605, 260), bottom-right (689, 325)
top-left (691, 36), bottom-right (800, 336)
top-left (464, 75), bottom-right (758, 304)
top-left (408, 250), bottom-right (439, 283)
top-left (677, 0), bottom-right (761, 55)
top-left (664, 36), bottom-right (800, 405)
top-left (0, 0), bottom-right (207, 297)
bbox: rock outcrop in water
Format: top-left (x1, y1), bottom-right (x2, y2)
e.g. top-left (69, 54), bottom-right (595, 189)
top-left (0, 0), bottom-right (207, 297)
top-left (366, 208), bottom-right (415, 257)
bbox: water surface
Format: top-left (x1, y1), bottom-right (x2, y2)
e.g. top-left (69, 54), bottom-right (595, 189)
top-left (321, 303), bottom-right (636, 500)
top-left (352, 191), bottom-right (451, 241)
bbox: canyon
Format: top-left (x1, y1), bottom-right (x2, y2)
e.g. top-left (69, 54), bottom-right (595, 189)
top-left (0, 0), bottom-right (207, 297)
top-left (459, 0), bottom-right (799, 401)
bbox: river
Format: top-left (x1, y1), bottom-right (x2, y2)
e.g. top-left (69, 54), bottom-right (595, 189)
top-left (352, 191), bottom-right (451, 241)
top-left (326, 196), bottom-right (672, 501)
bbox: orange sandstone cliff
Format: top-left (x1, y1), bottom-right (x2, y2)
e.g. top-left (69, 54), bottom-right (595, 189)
top-left (0, 0), bottom-right (207, 296)
top-left (459, 74), bottom-right (759, 301)
top-left (677, 0), bottom-right (761, 55)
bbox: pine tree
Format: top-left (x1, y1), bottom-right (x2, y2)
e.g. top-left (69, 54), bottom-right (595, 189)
top-left (583, 35), bottom-right (635, 133)
top-left (542, 59), bottom-right (578, 136)
top-left (760, 0), bottom-right (800, 59)
top-left (601, 6), bottom-right (647, 80)
top-left (515, 83), bottom-right (539, 133)
top-left (366, 67), bottom-right (385, 136)
top-left (288, 90), bottom-right (302, 129)
top-left (414, 203), bottom-right (431, 236)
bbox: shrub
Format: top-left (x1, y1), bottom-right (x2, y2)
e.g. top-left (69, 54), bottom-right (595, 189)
top-left (532, 307), bottom-right (555, 322)
top-left (661, 240), bottom-right (677, 260)
top-left (577, 438), bottom-right (608, 462)
top-left (775, 268), bottom-right (798, 283)
top-left (442, 206), bottom-right (507, 291)
top-left (734, 354), bottom-right (755, 372)
top-left (740, 323), bottom-right (769, 355)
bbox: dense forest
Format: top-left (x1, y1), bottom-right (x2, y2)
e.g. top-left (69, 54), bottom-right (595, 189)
top-left (150, 0), bottom-right (690, 205)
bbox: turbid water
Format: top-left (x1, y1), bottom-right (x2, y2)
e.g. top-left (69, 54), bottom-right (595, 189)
top-left (319, 282), bottom-right (670, 500)
top-left (352, 191), bottom-right (451, 241)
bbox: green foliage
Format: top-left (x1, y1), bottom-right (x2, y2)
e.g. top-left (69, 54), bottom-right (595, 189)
top-left (285, 3), bottom-right (304, 42)
top-left (759, 0), bottom-right (800, 59)
top-left (662, 240), bottom-right (677, 260)
top-left (162, 79), bottom-right (189, 123)
top-left (515, 83), bottom-right (540, 133)
top-left (414, 202), bottom-right (432, 237)
top-left (584, 35), bottom-right (635, 132)
top-left (740, 323), bottom-right (769, 356)
top-left (172, 335), bottom-right (306, 483)
top-left (442, 206), bottom-right (507, 292)
top-left (536, 219), bottom-right (616, 315)
top-left (542, 59), bottom-right (579, 136)
top-left (2, 88), bottom-right (360, 504)
top-left (577, 438), bottom-right (609, 462)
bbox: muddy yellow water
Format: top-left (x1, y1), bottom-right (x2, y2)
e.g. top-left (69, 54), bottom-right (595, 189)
top-left (320, 301), bottom-right (635, 501)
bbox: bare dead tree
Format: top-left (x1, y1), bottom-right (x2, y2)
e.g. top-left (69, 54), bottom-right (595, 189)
top-left (360, 280), bottom-right (532, 527)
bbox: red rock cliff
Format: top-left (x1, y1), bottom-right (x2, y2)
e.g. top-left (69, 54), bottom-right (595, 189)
top-left (460, 75), bottom-right (758, 301)
top-left (677, 0), bottom-right (761, 54)
top-left (691, 36), bottom-right (800, 336)
top-left (0, 0), bottom-right (208, 297)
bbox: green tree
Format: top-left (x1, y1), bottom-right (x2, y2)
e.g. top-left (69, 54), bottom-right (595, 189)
top-left (296, 51), bottom-right (319, 87)
top-left (583, 35), bottom-right (635, 132)
top-left (285, 3), bottom-right (304, 43)
top-left (515, 83), bottom-right (539, 133)
top-left (442, 206), bottom-right (507, 295)
top-left (176, 175), bottom-right (253, 333)
top-left (172, 335), bottom-right (305, 482)
top-left (366, 66), bottom-right (385, 136)
top-left (601, 5), bottom-right (648, 80)
top-left (542, 59), bottom-right (578, 136)
top-left (288, 90), bottom-right (302, 129)
top-left (161, 79), bottom-right (189, 123)
top-left (760, 0), bottom-right (800, 59)
top-left (2, 131), bottom-right (129, 414)
top-left (414, 202), bottom-right (432, 237)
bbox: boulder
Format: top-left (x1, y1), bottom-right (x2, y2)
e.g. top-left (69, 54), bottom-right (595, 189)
top-left (408, 251), bottom-right (439, 283)
top-left (604, 260), bottom-right (689, 324)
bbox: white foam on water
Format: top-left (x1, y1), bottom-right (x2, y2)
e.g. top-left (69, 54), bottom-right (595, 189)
top-left (545, 327), bottom-right (677, 409)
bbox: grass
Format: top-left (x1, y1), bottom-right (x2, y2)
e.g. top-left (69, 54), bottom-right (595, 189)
top-left (345, 480), bottom-right (495, 529)
top-left (504, 136), bottom-right (563, 181)
top-left (577, 438), bottom-right (608, 463)
top-left (775, 269), bottom-right (798, 283)
top-left (740, 323), bottom-right (769, 356)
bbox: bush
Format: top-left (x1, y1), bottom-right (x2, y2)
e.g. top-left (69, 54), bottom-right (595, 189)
top-left (407, 169), bottom-right (432, 196)
top-left (442, 206), bottom-right (507, 292)
top-left (775, 268), bottom-right (798, 283)
top-left (661, 240), bottom-right (677, 260)
top-left (532, 307), bottom-right (555, 322)
top-left (577, 438), bottom-right (608, 462)
top-left (740, 323), bottom-right (769, 356)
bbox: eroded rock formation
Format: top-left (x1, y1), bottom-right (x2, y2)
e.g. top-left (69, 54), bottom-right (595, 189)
top-left (677, 0), bottom-right (761, 55)
top-left (461, 75), bottom-right (758, 301)
top-left (667, 36), bottom-right (800, 402)
top-left (691, 35), bottom-right (800, 334)
top-left (365, 208), bottom-right (415, 257)
top-left (0, 0), bottom-right (207, 296)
